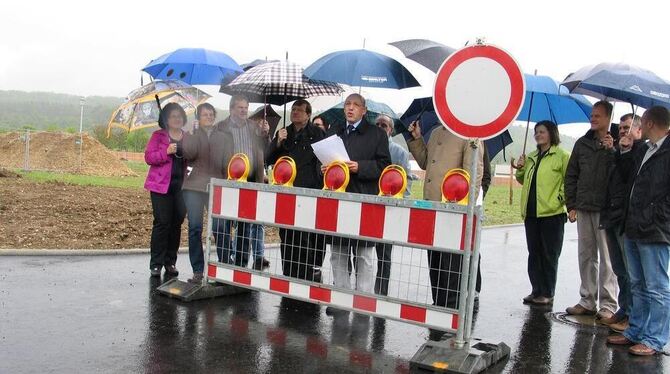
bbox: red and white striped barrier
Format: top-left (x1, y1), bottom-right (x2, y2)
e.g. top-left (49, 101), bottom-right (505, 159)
top-left (208, 264), bottom-right (459, 331)
top-left (211, 182), bottom-right (476, 253)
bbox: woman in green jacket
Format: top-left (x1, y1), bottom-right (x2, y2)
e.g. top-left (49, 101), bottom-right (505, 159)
top-left (515, 120), bottom-right (570, 305)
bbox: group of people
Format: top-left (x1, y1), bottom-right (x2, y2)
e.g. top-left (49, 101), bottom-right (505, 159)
top-left (142, 92), bottom-right (486, 315)
top-left (515, 100), bottom-right (670, 356)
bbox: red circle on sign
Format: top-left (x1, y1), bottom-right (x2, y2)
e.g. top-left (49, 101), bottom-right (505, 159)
top-left (379, 169), bottom-right (404, 196)
top-left (324, 165), bottom-right (346, 190)
top-left (229, 157), bottom-right (247, 180)
top-left (273, 160), bottom-right (294, 185)
top-left (433, 45), bottom-right (525, 140)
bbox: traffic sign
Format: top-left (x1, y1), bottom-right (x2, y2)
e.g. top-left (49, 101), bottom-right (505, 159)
top-left (433, 44), bottom-right (525, 140)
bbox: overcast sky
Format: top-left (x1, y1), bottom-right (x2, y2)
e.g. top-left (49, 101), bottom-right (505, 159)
top-left (1, 0), bottom-right (666, 134)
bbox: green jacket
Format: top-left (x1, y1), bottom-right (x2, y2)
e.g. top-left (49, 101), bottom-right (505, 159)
top-left (515, 145), bottom-right (570, 219)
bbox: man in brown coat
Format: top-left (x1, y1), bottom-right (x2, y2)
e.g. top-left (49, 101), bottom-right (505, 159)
top-left (407, 121), bottom-right (483, 309)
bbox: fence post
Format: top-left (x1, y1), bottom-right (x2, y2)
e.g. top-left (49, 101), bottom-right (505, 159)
top-left (23, 129), bottom-right (30, 171)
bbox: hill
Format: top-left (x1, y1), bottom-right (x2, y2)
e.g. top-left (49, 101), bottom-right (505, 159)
top-left (0, 90), bottom-right (124, 131)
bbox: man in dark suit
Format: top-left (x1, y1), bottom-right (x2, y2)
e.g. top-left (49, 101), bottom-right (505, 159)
top-left (324, 93), bottom-right (391, 294)
top-left (266, 99), bottom-right (326, 282)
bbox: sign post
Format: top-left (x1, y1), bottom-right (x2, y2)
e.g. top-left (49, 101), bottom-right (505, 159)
top-left (410, 41), bottom-right (525, 373)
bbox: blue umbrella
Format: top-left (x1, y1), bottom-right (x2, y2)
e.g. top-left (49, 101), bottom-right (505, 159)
top-left (319, 99), bottom-right (403, 130)
top-left (142, 48), bottom-right (243, 85)
top-left (304, 49), bottom-right (420, 89)
top-left (562, 62), bottom-right (670, 109)
top-left (398, 98), bottom-right (512, 159)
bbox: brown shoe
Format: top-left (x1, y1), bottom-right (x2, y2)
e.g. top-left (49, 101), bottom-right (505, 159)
top-left (596, 309), bottom-right (615, 320)
top-left (610, 318), bottom-right (629, 333)
top-left (606, 335), bottom-right (634, 345)
top-left (566, 304), bottom-right (596, 316)
top-left (531, 296), bottom-right (554, 305)
top-left (188, 272), bottom-right (204, 284)
top-left (599, 314), bottom-right (622, 325)
top-left (629, 343), bottom-right (657, 356)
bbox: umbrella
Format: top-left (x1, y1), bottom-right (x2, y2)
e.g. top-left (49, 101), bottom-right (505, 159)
top-left (107, 80), bottom-right (210, 134)
top-left (142, 48), bottom-right (243, 85)
top-left (249, 104), bottom-right (281, 137)
top-left (220, 60), bottom-right (343, 106)
top-left (304, 49), bottom-right (420, 89)
top-left (562, 62), bottom-right (670, 109)
top-left (318, 99), bottom-right (403, 131)
top-left (241, 59), bottom-right (279, 71)
top-left (398, 97), bottom-right (512, 159)
top-left (389, 39), bottom-right (457, 73)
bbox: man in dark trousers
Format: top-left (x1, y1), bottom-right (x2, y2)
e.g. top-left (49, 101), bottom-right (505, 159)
top-left (266, 99), bottom-right (326, 282)
top-left (325, 93), bottom-right (391, 296)
top-left (607, 106), bottom-right (670, 356)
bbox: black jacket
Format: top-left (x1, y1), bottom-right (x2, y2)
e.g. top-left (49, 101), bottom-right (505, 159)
top-left (265, 122), bottom-right (325, 189)
top-left (600, 140), bottom-right (645, 229)
top-left (565, 130), bottom-right (615, 212)
top-left (326, 118), bottom-right (391, 195)
top-left (618, 136), bottom-right (670, 244)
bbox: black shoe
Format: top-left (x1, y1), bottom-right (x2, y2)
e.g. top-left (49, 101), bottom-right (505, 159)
top-left (252, 258), bottom-right (264, 270)
top-left (150, 266), bottom-right (161, 277)
top-left (188, 272), bottom-right (204, 284)
top-left (262, 257), bottom-right (270, 268)
top-left (311, 268), bottom-right (322, 283)
top-left (325, 306), bottom-right (349, 317)
top-left (164, 265), bottom-right (179, 276)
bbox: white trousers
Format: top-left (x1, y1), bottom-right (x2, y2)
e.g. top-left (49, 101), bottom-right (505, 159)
top-left (330, 243), bottom-right (375, 293)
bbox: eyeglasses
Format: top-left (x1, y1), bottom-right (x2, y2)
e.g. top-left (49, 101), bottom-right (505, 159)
top-left (376, 122), bottom-right (390, 129)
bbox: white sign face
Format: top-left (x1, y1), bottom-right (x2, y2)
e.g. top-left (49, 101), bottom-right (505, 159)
top-left (433, 45), bottom-right (525, 140)
top-left (445, 57), bottom-right (511, 126)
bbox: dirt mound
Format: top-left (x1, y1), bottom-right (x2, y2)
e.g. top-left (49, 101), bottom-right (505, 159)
top-left (0, 167), bottom-right (21, 178)
top-left (0, 131), bottom-right (135, 177)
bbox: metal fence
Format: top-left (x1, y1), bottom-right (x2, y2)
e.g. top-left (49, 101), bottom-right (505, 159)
top-left (203, 178), bottom-right (483, 341)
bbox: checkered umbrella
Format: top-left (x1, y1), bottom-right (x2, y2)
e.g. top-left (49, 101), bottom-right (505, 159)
top-left (220, 60), bottom-right (343, 105)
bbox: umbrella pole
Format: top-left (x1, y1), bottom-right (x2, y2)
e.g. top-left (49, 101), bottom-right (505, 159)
top-left (511, 91), bottom-right (535, 169)
top-left (283, 82), bottom-right (287, 128)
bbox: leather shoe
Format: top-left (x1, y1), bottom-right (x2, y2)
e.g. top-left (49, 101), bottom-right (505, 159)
top-left (164, 264), bottom-right (179, 276)
top-left (610, 318), bottom-right (629, 333)
top-left (596, 309), bottom-right (614, 320)
top-left (150, 266), bottom-right (161, 277)
top-left (606, 335), bottom-right (633, 345)
top-left (629, 343), bottom-right (657, 356)
top-left (565, 304), bottom-right (596, 316)
top-left (522, 294), bottom-right (536, 303)
top-left (325, 306), bottom-right (349, 317)
top-left (531, 296), bottom-right (554, 305)
top-left (188, 272), bottom-right (204, 284)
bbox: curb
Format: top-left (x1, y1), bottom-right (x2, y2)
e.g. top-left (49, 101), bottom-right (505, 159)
top-left (0, 244), bottom-right (281, 256)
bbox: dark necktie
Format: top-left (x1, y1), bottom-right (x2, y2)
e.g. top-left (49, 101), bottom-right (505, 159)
top-left (347, 124), bottom-right (355, 135)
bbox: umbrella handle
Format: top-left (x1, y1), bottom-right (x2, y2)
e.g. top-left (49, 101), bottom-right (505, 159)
top-left (510, 157), bottom-right (522, 170)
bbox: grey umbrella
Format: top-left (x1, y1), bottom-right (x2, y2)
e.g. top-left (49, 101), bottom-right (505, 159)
top-left (389, 39), bottom-right (457, 73)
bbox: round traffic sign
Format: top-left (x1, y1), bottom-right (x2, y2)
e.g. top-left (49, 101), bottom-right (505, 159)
top-left (433, 44), bottom-right (525, 140)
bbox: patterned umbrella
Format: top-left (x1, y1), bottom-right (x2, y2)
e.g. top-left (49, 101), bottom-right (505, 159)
top-left (107, 80), bottom-right (210, 133)
top-left (219, 60), bottom-right (343, 105)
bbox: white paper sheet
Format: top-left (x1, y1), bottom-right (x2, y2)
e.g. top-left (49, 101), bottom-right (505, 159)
top-left (311, 135), bottom-right (350, 165)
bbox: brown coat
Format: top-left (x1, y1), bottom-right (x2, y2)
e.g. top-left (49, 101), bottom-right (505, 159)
top-left (181, 126), bottom-right (225, 193)
top-left (407, 126), bottom-right (484, 202)
top-left (217, 117), bottom-right (269, 184)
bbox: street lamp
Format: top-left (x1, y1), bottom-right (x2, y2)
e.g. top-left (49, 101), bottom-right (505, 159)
top-left (78, 97), bottom-right (86, 169)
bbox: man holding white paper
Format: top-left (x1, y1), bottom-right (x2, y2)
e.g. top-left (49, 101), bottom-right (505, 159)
top-left (323, 93), bottom-right (391, 312)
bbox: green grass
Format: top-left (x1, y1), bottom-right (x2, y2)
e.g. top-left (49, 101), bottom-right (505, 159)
top-left (17, 160), bottom-right (148, 189)
top-left (483, 185), bottom-right (523, 226)
top-left (409, 180), bottom-right (522, 226)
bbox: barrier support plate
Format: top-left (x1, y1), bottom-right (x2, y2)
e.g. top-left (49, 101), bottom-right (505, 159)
top-left (409, 337), bottom-right (510, 373)
top-left (157, 278), bottom-right (250, 302)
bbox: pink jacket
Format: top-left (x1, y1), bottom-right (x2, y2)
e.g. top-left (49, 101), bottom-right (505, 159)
top-left (144, 129), bottom-right (187, 194)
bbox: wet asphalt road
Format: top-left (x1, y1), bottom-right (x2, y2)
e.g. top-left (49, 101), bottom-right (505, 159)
top-left (1, 224), bottom-right (668, 373)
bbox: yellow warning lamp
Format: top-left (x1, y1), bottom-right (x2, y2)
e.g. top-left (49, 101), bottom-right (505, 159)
top-left (323, 161), bottom-right (350, 192)
top-left (227, 153), bottom-right (250, 182)
top-left (441, 168), bottom-right (470, 205)
top-left (378, 165), bottom-right (407, 198)
top-left (272, 156), bottom-right (297, 187)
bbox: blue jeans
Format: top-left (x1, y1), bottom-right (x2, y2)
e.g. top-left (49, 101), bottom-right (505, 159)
top-left (250, 224), bottom-right (265, 260)
top-left (183, 190), bottom-right (208, 273)
top-left (622, 238), bottom-right (670, 352)
top-left (213, 218), bottom-right (234, 264)
top-left (605, 226), bottom-right (631, 318)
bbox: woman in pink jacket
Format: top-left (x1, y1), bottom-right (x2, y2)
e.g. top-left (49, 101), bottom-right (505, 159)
top-left (144, 102), bottom-right (188, 277)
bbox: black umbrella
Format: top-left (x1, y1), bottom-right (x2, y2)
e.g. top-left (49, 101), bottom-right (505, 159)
top-left (249, 104), bottom-right (281, 137)
top-left (389, 39), bottom-right (456, 73)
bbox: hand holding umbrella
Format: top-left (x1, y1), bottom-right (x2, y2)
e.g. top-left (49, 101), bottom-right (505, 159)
top-left (408, 120), bottom-right (422, 140)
